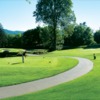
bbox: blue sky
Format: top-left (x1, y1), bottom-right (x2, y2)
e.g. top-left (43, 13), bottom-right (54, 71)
top-left (0, 0), bottom-right (100, 31)
top-left (73, 0), bottom-right (100, 31)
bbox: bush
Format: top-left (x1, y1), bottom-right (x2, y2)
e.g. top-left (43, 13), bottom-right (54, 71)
top-left (27, 49), bottom-right (48, 54)
top-left (2, 50), bottom-right (9, 57)
top-left (84, 44), bottom-right (100, 49)
top-left (0, 50), bottom-right (22, 57)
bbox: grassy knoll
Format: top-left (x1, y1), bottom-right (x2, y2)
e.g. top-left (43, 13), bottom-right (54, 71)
top-left (2, 48), bottom-right (100, 100)
top-left (0, 56), bottom-right (78, 87)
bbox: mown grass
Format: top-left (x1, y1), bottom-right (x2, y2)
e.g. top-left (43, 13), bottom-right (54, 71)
top-left (0, 56), bottom-right (78, 87)
top-left (2, 48), bottom-right (100, 100)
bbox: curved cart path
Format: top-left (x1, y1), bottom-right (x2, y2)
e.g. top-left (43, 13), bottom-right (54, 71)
top-left (0, 57), bottom-right (93, 99)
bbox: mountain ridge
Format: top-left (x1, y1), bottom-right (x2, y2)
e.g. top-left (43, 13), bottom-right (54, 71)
top-left (4, 29), bottom-right (24, 34)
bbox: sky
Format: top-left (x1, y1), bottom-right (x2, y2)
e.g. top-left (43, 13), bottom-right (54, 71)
top-left (0, 0), bottom-right (100, 31)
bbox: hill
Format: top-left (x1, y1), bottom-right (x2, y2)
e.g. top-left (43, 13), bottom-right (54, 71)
top-left (4, 29), bottom-right (24, 34)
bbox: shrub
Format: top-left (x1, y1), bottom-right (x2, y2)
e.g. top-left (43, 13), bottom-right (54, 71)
top-left (2, 50), bottom-right (9, 57)
top-left (27, 49), bottom-right (48, 54)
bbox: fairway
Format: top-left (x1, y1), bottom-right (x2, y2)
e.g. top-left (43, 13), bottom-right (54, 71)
top-left (2, 48), bottom-right (100, 100)
top-left (0, 56), bottom-right (78, 87)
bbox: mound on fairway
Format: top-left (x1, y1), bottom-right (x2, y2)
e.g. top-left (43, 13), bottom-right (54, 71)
top-left (0, 56), bottom-right (78, 87)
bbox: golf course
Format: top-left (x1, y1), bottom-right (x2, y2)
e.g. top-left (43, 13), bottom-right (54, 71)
top-left (0, 48), bottom-right (99, 100)
top-left (1, 0), bottom-right (100, 99)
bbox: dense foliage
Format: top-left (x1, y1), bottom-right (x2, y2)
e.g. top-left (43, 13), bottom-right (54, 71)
top-left (71, 22), bottom-right (94, 46)
top-left (0, 23), bottom-right (7, 47)
top-left (33, 0), bottom-right (74, 50)
top-left (64, 22), bottom-right (94, 47)
top-left (0, 22), bottom-right (98, 50)
top-left (94, 30), bottom-right (100, 44)
top-left (22, 26), bottom-right (63, 50)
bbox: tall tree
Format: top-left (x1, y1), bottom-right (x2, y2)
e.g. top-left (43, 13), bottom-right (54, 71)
top-left (0, 23), bottom-right (7, 47)
top-left (33, 0), bottom-right (74, 50)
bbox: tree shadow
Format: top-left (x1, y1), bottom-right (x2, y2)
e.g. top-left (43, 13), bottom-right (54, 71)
top-left (11, 62), bottom-right (22, 65)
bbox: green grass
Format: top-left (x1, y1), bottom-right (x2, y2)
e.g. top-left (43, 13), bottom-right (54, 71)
top-left (0, 56), bottom-right (78, 87)
top-left (2, 48), bottom-right (100, 100)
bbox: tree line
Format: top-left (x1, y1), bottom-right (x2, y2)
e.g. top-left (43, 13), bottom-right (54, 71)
top-left (0, 22), bottom-right (100, 50)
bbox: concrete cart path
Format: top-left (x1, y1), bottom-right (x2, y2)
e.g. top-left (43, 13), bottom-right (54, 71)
top-left (0, 57), bottom-right (93, 99)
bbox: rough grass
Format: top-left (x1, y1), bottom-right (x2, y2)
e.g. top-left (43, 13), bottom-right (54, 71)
top-left (2, 48), bottom-right (100, 100)
top-left (0, 56), bottom-right (78, 87)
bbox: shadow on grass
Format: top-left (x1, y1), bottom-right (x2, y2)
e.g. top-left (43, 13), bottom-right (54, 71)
top-left (11, 62), bottom-right (22, 65)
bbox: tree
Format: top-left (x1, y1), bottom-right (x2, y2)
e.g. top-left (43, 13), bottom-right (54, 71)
top-left (71, 22), bottom-right (93, 46)
top-left (0, 23), bottom-right (7, 47)
top-left (22, 27), bottom-right (42, 49)
top-left (94, 30), bottom-right (100, 44)
top-left (83, 27), bottom-right (94, 45)
top-left (6, 34), bottom-right (14, 48)
top-left (25, 0), bottom-right (31, 4)
top-left (33, 0), bottom-right (74, 50)
top-left (40, 26), bottom-right (64, 50)
top-left (40, 26), bottom-right (53, 49)
top-left (56, 30), bottom-right (64, 50)
top-left (63, 24), bottom-right (75, 48)
top-left (6, 34), bottom-right (22, 48)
